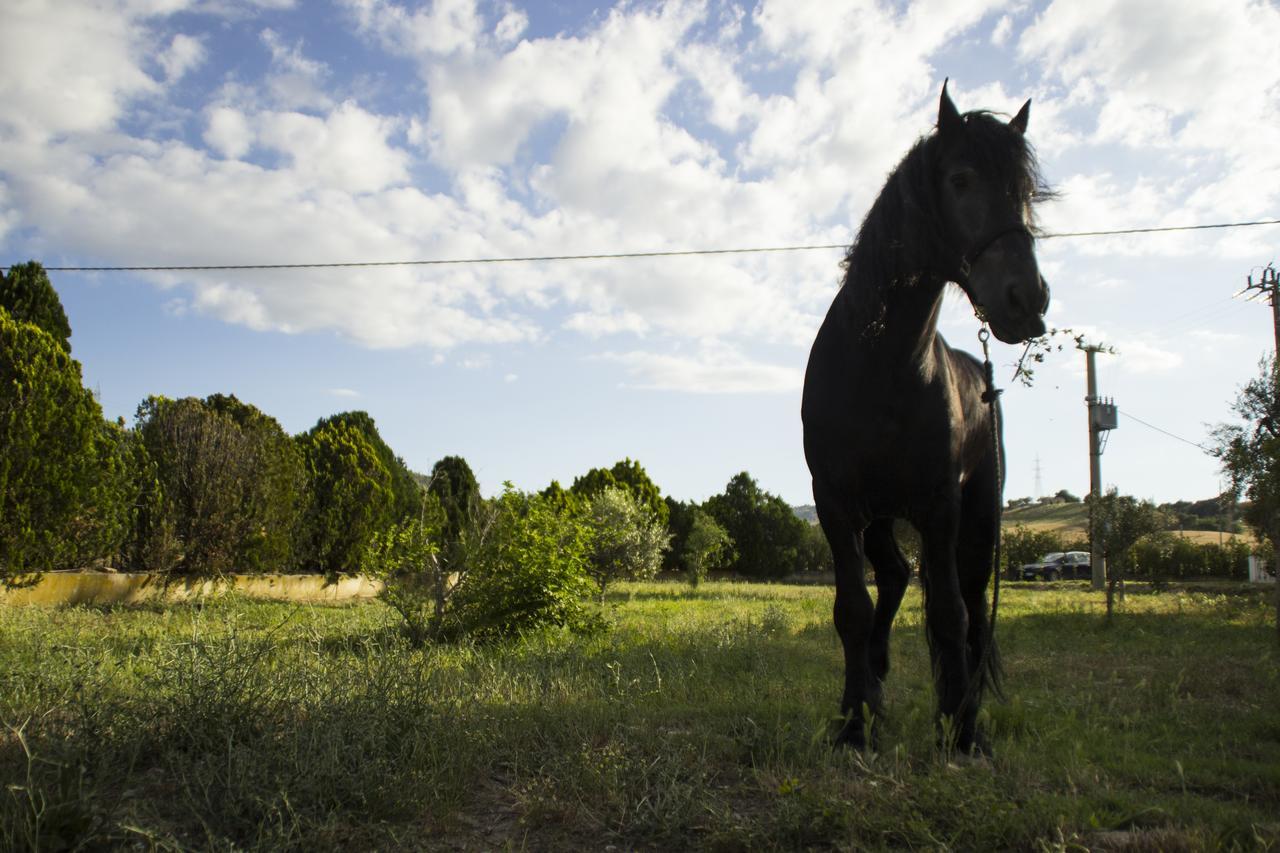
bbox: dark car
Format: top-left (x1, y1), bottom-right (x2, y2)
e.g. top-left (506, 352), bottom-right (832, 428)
top-left (1018, 551), bottom-right (1091, 581)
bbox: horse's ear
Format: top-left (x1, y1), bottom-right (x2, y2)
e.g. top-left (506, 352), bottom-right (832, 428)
top-left (1010, 98), bottom-right (1031, 135)
top-left (938, 79), bottom-right (964, 137)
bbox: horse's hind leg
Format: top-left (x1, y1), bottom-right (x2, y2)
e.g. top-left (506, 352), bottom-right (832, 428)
top-left (813, 479), bottom-right (875, 750)
top-left (863, 518), bottom-right (911, 686)
top-left (917, 508), bottom-right (979, 754)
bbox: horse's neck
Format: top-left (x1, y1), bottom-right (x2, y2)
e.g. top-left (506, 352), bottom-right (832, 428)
top-left (837, 267), bottom-right (947, 372)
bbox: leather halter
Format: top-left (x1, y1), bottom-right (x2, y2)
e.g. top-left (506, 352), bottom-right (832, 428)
top-left (956, 224), bottom-right (1033, 282)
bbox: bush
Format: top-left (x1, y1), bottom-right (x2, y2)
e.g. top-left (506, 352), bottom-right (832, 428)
top-left (1, 310), bottom-right (131, 579)
top-left (585, 486), bottom-right (669, 598)
top-left (681, 508), bottom-right (733, 587)
top-left (362, 492), bottom-right (449, 645)
top-left (444, 486), bottom-right (600, 640)
top-left (134, 395), bottom-right (305, 576)
top-left (367, 484), bottom-right (600, 642)
top-left (1001, 525), bottom-right (1067, 577)
top-left (1127, 535), bottom-right (1251, 581)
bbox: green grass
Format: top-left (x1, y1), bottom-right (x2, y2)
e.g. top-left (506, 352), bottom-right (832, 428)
top-left (1, 582), bottom-right (1277, 850)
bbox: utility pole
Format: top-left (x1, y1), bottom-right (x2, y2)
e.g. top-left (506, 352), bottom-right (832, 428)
top-left (1081, 343), bottom-right (1117, 591)
top-left (1243, 263), bottom-right (1280, 645)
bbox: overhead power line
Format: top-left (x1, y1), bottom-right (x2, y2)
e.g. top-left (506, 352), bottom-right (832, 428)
top-left (1117, 408), bottom-right (1211, 453)
top-left (12, 217), bottom-right (1280, 274)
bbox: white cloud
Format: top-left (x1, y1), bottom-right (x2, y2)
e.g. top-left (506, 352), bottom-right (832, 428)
top-left (159, 33), bottom-right (206, 82)
top-left (260, 28), bottom-right (332, 110)
top-left (563, 311), bottom-right (649, 338)
top-left (1019, 0), bottom-right (1280, 226)
top-left (344, 0), bottom-right (485, 57)
top-left (0, 0), bottom-right (159, 139)
top-left (601, 342), bottom-right (802, 394)
top-left (328, 387), bottom-right (361, 397)
top-left (990, 14), bottom-right (1012, 45)
top-left (1114, 339), bottom-right (1183, 375)
top-left (1, 0), bottom-right (1273, 405)
top-left (204, 106), bottom-right (254, 158)
top-left (256, 102), bottom-right (410, 194)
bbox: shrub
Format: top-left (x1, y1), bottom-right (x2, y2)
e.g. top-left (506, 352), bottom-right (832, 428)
top-left (585, 486), bottom-right (669, 598)
top-left (681, 508), bottom-right (733, 587)
top-left (445, 486), bottom-right (600, 639)
top-left (1001, 525), bottom-right (1067, 577)
top-left (1128, 535), bottom-right (1250, 581)
top-left (366, 485), bottom-right (600, 642)
top-left (362, 492), bottom-right (449, 645)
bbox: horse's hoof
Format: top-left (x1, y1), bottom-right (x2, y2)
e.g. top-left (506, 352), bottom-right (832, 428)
top-left (966, 728), bottom-right (993, 758)
top-left (830, 718), bottom-right (870, 752)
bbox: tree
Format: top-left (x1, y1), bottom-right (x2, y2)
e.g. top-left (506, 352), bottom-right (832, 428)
top-left (540, 479), bottom-right (578, 515)
top-left (135, 395), bottom-right (306, 575)
top-left (663, 497), bottom-right (697, 573)
top-left (1055, 489), bottom-right (1081, 503)
top-left (681, 508), bottom-right (732, 587)
top-left (571, 458), bottom-right (668, 525)
top-left (584, 486), bottom-right (670, 599)
top-left (313, 411), bottom-right (421, 523)
top-left (428, 455), bottom-right (481, 563)
top-left (0, 262), bottom-right (71, 352)
top-left (1213, 355), bottom-right (1280, 643)
top-left (796, 521), bottom-right (833, 573)
top-left (704, 472), bottom-right (807, 578)
top-left (297, 416), bottom-right (394, 574)
top-left (1, 309), bottom-right (130, 580)
top-left (1087, 489), bottom-right (1172, 621)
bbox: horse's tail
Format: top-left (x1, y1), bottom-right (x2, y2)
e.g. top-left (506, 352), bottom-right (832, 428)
top-left (918, 569), bottom-right (1005, 706)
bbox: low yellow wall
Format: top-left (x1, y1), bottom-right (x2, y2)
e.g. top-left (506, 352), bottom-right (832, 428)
top-left (0, 572), bottom-right (384, 606)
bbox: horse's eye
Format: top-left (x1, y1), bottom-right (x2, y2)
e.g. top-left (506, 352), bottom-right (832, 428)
top-left (949, 172), bottom-right (972, 192)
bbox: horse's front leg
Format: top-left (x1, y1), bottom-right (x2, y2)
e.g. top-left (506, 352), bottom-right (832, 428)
top-left (918, 506), bottom-right (980, 754)
top-left (814, 480), bottom-right (876, 750)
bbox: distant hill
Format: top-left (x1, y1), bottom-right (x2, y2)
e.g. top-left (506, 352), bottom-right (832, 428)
top-left (1003, 499), bottom-right (1248, 545)
top-left (1003, 501), bottom-right (1090, 537)
top-left (795, 499), bottom-right (1245, 545)
top-left (792, 505), bottom-right (818, 524)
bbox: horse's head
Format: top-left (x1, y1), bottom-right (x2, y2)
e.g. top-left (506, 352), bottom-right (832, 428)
top-left (934, 81), bottom-right (1050, 344)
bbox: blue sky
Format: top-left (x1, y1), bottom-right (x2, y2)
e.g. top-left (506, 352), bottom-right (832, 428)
top-left (2, 0), bottom-right (1278, 507)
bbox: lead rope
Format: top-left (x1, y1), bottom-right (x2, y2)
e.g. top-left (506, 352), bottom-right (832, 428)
top-left (959, 326), bottom-right (1004, 724)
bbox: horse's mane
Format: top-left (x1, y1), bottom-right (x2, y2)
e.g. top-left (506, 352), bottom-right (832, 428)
top-left (840, 109), bottom-right (1051, 326)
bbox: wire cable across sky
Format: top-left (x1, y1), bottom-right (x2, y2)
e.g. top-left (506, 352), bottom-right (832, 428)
top-left (14, 218), bottom-right (1280, 274)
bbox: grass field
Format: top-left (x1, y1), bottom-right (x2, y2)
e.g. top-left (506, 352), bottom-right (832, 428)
top-left (2, 581), bottom-right (1277, 850)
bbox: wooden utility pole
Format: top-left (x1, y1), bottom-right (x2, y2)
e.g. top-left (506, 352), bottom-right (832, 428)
top-left (1081, 343), bottom-right (1117, 592)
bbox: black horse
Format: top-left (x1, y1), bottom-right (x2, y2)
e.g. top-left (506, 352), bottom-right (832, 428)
top-left (802, 81), bottom-right (1050, 754)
